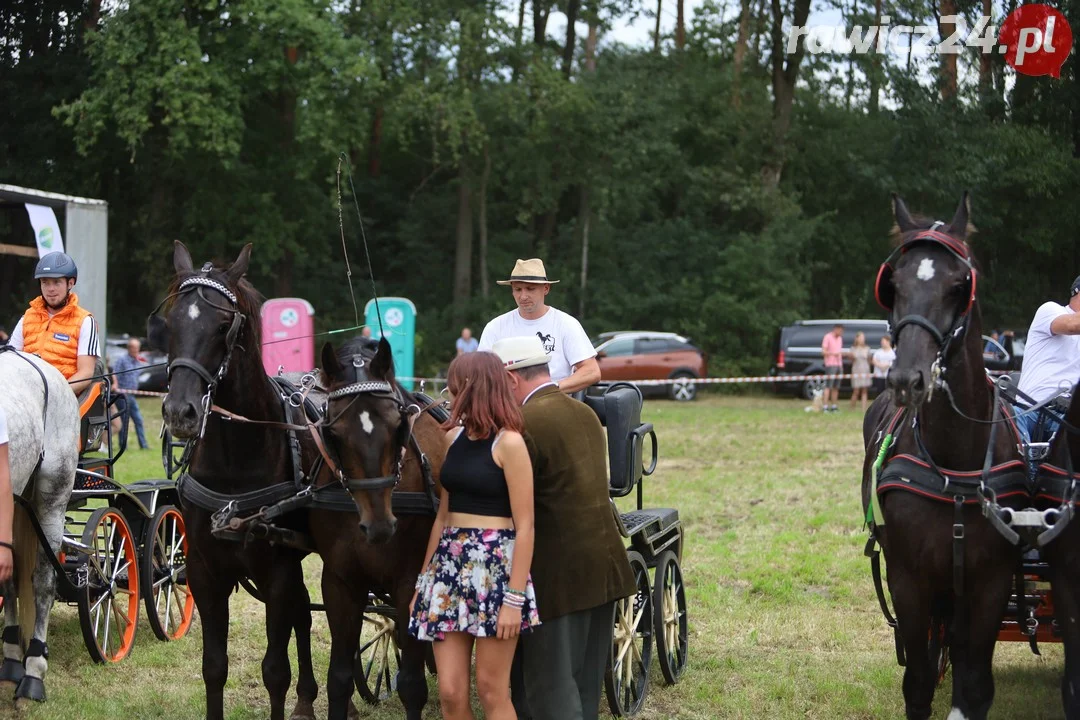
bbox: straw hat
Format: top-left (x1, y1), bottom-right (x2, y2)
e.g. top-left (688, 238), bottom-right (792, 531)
top-left (492, 336), bottom-right (551, 371)
top-left (496, 258), bottom-right (560, 285)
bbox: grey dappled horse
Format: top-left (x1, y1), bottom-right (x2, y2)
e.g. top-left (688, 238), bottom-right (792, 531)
top-left (0, 349), bottom-right (79, 704)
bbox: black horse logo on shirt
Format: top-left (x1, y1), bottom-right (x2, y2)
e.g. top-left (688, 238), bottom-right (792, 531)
top-left (537, 332), bottom-right (555, 353)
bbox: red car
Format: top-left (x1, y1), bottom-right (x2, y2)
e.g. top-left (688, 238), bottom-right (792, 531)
top-left (593, 331), bottom-right (707, 401)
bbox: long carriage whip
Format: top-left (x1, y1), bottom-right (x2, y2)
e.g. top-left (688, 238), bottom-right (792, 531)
top-left (337, 152), bottom-right (385, 339)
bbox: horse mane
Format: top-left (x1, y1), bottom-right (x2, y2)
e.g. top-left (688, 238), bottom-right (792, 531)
top-left (334, 336), bottom-right (380, 365)
top-left (889, 214), bottom-right (979, 248)
top-left (164, 264), bottom-right (265, 350)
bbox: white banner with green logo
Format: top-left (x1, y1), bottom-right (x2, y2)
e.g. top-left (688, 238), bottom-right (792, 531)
top-left (25, 203), bottom-right (64, 257)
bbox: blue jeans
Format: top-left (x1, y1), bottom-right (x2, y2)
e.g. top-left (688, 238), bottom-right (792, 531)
top-left (121, 392), bottom-right (149, 450)
top-left (1013, 406), bottom-right (1062, 445)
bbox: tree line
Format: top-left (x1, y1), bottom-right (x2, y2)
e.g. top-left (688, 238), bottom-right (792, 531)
top-left (2, 0), bottom-right (1078, 376)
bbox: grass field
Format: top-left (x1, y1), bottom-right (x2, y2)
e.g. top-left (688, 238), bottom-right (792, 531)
top-left (2, 395), bottom-right (1070, 719)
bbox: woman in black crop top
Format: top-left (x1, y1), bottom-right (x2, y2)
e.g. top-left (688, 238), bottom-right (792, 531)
top-left (408, 352), bottom-right (539, 720)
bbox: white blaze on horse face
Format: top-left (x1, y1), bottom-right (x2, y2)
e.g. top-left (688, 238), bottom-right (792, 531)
top-left (187, 302), bottom-right (201, 321)
top-left (917, 258), bottom-right (935, 281)
top-left (946, 709), bottom-right (969, 720)
top-left (359, 410), bottom-right (374, 435)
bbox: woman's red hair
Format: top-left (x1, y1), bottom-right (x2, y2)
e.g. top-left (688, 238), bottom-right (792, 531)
top-left (441, 352), bottom-right (524, 437)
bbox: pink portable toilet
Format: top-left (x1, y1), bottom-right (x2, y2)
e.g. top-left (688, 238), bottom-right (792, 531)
top-left (261, 298), bottom-right (315, 375)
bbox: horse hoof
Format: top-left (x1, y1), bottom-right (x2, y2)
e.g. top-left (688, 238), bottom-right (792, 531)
top-left (289, 700), bottom-right (316, 720)
top-left (0, 658), bottom-right (24, 690)
top-left (14, 676), bottom-right (45, 703)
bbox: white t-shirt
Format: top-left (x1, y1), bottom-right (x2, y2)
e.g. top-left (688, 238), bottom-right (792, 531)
top-left (8, 315), bottom-right (100, 357)
top-left (0, 406), bottom-right (7, 445)
top-left (1017, 301), bottom-right (1080, 404)
top-left (872, 348), bottom-right (896, 378)
top-left (478, 306), bottom-right (596, 383)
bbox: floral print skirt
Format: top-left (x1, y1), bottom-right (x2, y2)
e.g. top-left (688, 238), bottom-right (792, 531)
top-left (408, 527), bottom-right (541, 641)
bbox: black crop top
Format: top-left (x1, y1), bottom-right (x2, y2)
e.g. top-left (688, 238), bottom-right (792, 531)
top-left (440, 430), bottom-right (513, 517)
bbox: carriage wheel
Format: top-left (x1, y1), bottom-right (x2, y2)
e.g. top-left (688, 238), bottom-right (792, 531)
top-left (141, 506), bottom-right (194, 641)
top-left (605, 551), bottom-right (653, 717)
top-left (356, 604), bottom-right (400, 705)
top-left (77, 507), bottom-right (139, 663)
top-left (652, 551), bottom-right (688, 684)
top-left (929, 614), bottom-right (950, 685)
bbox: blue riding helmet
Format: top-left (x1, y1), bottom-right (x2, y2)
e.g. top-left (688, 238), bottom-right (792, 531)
top-left (34, 252), bottom-right (77, 282)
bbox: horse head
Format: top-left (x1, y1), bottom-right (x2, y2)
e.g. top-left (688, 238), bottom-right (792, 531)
top-left (319, 336), bottom-right (411, 545)
top-left (152, 241), bottom-right (260, 439)
top-left (877, 192), bottom-right (981, 408)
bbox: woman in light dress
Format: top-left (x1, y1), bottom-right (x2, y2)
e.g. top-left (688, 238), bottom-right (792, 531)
top-left (848, 332), bottom-right (872, 412)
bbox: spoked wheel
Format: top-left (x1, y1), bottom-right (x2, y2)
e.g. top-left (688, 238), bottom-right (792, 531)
top-left (652, 551), bottom-right (688, 684)
top-left (77, 507), bottom-right (139, 663)
top-left (929, 614), bottom-right (950, 685)
top-left (141, 505), bottom-right (194, 641)
top-left (605, 550), bottom-right (653, 717)
top-left (356, 604), bottom-right (400, 705)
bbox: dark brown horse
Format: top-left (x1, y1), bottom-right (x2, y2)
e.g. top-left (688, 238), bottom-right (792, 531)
top-left (153, 242), bottom-right (325, 720)
top-left (312, 337), bottom-right (446, 720)
top-left (862, 193), bottom-right (1026, 720)
top-left (1035, 386), bottom-right (1080, 717)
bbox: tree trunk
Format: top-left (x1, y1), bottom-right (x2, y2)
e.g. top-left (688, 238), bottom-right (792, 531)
top-left (83, 0), bottom-right (103, 33)
top-left (368, 105), bottom-right (383, 178)
top-left (763, 0), bottom-right (812, 188)
top-left (978, 0), bottom-right (992, 106)
top-left (478, 146), bottom-right (491, 299)
top-left (534, 2), bottom-right (550, 46)
top-left (846, 0), bottom-right (857, 111)
top-left (733, 0), bottom-right (752, 106)
top-left (654, 0), bottom-right (663, 52)
top-left (869, 0), bottom-right (881, 112)
top-left (578, 187), bottom-right (590, 319)
top-left (512, 0), bottom-right (527, 81)
top-left (562, 0), bottom-right (580, 78)
top-left (938, 0), bottom-right (958, 100)
top-left (676, 0), bottom-right (685, 50)
top-left (277, 46), bottom-right (299, 297)
top-left (453, 166), bottom-right (473, 322)
top-left (585, 21), bottom-right (598, 72)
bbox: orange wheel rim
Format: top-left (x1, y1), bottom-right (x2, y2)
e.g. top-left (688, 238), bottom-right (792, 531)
top-left (153, 509), bottom-right (194, 639)
top-left (88, 511), bottom-right (138, 662)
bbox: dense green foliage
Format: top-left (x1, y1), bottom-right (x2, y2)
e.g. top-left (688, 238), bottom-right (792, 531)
top-left (3, 0), bottom-right (1079, 376)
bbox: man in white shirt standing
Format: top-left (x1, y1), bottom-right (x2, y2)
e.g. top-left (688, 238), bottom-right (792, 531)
top-left (1014, 274), bottom-right (1080, 442)
top-left (478, 258), bottom-right (601, 393)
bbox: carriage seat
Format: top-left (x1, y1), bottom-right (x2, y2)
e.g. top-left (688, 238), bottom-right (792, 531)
top-left (77, 359), bottom-right (110, 455)
top-left (582, 382), bottom-right (657, 496)
top-left (995, 372), bottom-right (1070, 466)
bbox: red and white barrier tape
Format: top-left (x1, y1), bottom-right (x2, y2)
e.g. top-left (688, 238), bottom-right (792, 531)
top-left (115, 369), bottom-right (1011, 396)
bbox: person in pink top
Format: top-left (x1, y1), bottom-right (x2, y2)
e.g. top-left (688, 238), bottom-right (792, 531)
top-left (821, 324), bottom-right (844, 413)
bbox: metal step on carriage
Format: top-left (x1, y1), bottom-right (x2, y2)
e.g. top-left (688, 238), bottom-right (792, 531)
top-left (33, 375), bottom-right (194, 664)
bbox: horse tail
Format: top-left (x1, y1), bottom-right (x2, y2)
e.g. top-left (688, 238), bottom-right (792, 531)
top-left (13, 503), bottom-right (37, 650)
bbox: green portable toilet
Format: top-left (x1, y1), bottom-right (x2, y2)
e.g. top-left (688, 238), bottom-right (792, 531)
top-left (364, 297), bottom-right (417, 390)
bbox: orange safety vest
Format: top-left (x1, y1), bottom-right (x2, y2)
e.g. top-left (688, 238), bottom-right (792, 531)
top-left (21, 292), bottom-right (93, 379)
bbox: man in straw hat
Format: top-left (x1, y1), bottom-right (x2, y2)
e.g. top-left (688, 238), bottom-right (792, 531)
top-left (478, 258), bottom-right (600, 393)
top-left (492, 335), bottom-right (635, 720)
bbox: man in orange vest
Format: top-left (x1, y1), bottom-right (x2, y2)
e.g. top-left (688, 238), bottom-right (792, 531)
top-left (8, 252), bottom-right (100, 396)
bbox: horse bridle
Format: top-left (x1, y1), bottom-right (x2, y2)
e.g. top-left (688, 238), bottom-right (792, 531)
top-left (154, 265), bottom-right (247, 439)
top-left (875, 226), bottom-right (977, 397)
top-left (318, 353), bottom-right (423, 494)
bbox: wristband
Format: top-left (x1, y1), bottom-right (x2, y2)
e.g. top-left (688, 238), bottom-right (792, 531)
top-left (0, 542), bottom-right (13, 552)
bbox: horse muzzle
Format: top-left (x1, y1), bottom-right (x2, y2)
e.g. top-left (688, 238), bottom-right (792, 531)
top-left (888, 368), bottom-right (927, 408)
top-left (359, 517), bottom-right (397, 545)
top-left (162, 398), bottom-right (203, 439)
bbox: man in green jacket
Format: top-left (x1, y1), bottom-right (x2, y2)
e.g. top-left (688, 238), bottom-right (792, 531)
top-left (493, 335), bottom-right (636, 720)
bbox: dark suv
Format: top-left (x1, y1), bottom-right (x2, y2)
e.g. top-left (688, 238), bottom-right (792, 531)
top-left (769, 319), bottom-right (891, 399)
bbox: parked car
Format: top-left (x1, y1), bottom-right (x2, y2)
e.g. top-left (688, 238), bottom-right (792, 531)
top-left (769, 319), bottom-right (891, 399)
top-left (593, 331), bottom-right (707, 401)
top-left (104, 333), bottom-right (169, 393)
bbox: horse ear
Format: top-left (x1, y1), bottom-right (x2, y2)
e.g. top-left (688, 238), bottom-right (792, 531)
top-left (174, 240), bottom-right (194, 275)
top-left (947, 191), bottom-right (972, 240)
top-left (147, 314), bottom-right (169, 353)
top-left (226, 243), bottom-right (253, 285)
top-left (321, 342), bottom-right (343, 379)
top-left (891, 193), bottom-right (917, 234)
top-left (369, 336), bottom-right (396, 383)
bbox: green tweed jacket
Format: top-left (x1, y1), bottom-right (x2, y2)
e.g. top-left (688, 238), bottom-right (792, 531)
top-left (521, 385), bottom-right (636, 621)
